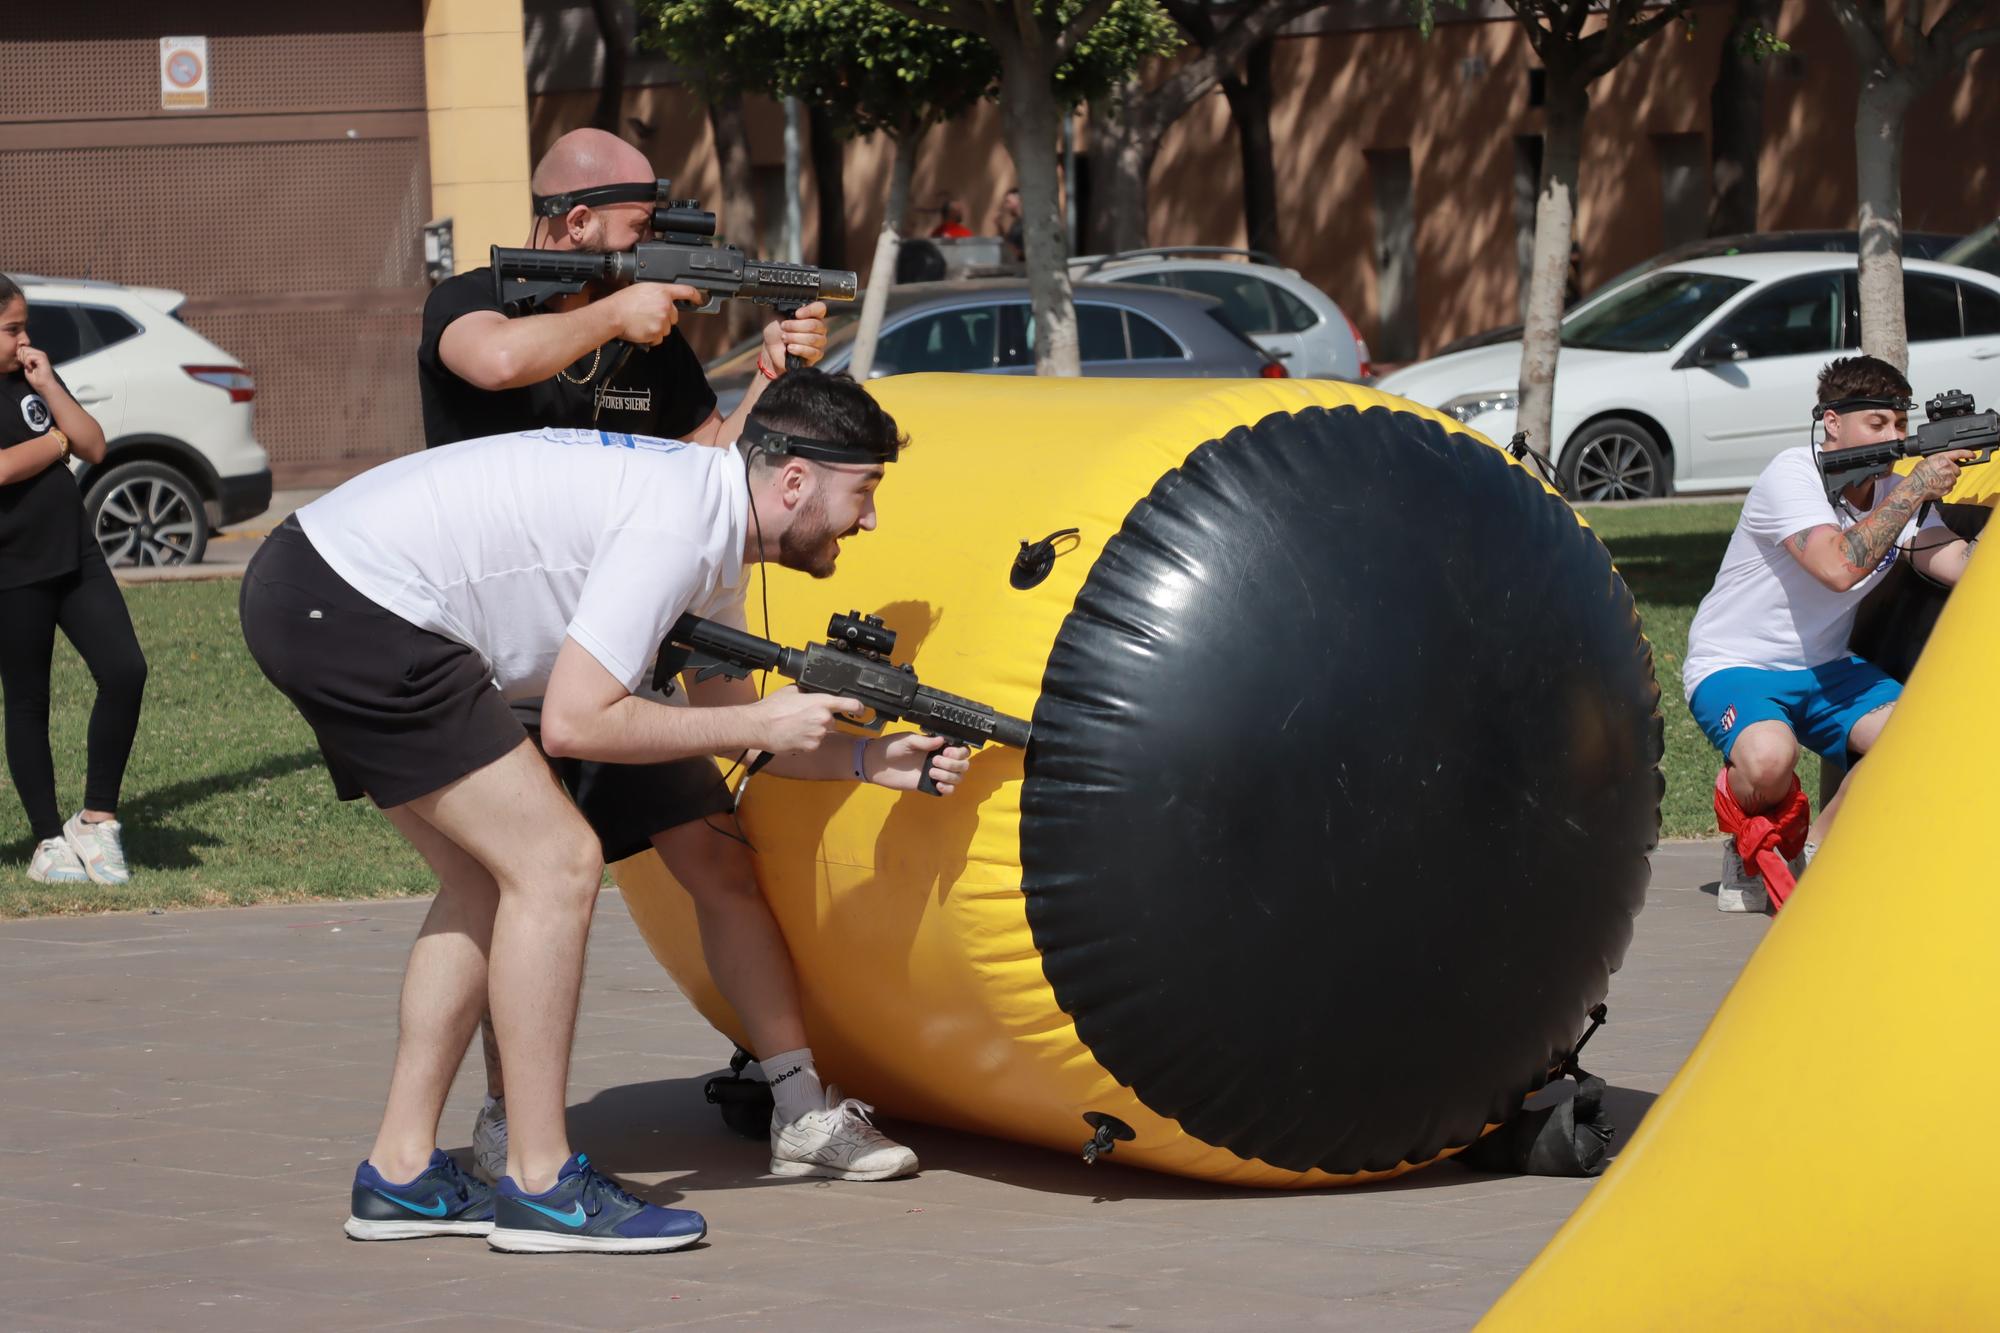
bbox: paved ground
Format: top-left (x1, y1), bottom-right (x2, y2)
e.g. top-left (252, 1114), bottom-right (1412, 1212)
top-left (0, 842), bottom-right (1760, 1331)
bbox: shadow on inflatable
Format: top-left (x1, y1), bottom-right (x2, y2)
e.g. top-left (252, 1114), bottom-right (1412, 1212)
top-left (557, 1075), bottom-right (1663, 1206)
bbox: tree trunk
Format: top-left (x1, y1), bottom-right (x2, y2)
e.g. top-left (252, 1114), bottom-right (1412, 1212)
top-left (708, 94), bottom-right (761, 343)
top-left (848, 131), bottom-right (918, 382)
top-left (1515, 70), bottom-right (1587, 463)
top-left (1221, 38), bottom-right (1280, 258)
top-left (809, 107), bottom-right (848, 269)
top-left (587, 0), bottom-right (628, 135)
top-left (997, 45), bottom-right (1079, 376)
top-left (1706, 0), bottom-right (1778, 237)
top-left (1085, 82), bottom-right (1162, 255)
top-left (1855, 75), bottom-right (1913, 369)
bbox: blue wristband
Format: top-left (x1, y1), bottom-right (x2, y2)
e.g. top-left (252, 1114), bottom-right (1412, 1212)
top-left (851, 737), bottom-right (869, 783)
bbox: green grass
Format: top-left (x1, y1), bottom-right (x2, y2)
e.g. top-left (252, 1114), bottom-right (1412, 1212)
top-left (1, 504), bottom-right (1775, 915)
top-left (0, 579), bottom-right (432, 917)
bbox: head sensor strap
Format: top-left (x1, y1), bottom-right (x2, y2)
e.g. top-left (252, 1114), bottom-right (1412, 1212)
top-left (742, 417), bottom-right (895, 465)
top-left (1813, 394), bottom-right (1912, 421)
top-left (532, 179), bottom-right (664, 219)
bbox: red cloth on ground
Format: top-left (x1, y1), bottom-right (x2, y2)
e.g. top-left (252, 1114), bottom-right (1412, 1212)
top-left (1713, 765), bottom-right (1810, 909)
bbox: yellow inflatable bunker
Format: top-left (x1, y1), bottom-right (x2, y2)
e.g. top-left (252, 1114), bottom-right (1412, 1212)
top-left (1481, 477), bottom-right (2000, 1325)
top-left (615, 376), bottom-right (1664, 1187)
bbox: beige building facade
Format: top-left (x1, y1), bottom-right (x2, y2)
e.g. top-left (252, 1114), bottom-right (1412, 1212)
top-left (6, 2), bottom-right (1992, 480)
top-left (530, 0), bottom-right (2000, 365)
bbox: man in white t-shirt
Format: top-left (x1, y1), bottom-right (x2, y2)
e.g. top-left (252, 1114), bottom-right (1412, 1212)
top-left (1685, 355), bottom-right (1975, 910)
top-left (239, 371), bottom-right (968, 1254)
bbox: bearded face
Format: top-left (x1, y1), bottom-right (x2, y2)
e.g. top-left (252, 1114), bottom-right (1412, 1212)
top-left (777, 489), bottom-right (847, 579)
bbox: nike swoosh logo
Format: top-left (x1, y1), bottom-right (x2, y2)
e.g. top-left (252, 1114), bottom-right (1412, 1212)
top-left (515, 1197), bottom-right (589, 1227)
top-left (374, 1189), bottom-right (449, 1218)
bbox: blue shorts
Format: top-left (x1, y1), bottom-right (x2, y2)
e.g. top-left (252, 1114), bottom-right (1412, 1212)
top-left (1688, 655), bottom-right (1901, 764)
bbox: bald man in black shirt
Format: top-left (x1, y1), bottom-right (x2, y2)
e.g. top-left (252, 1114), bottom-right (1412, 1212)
top-left (414, 130), bottom-right (916, 1186)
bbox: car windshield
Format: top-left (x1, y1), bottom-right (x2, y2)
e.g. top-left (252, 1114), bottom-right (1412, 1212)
top-left (1561, 271), bottom-right (1753, 352)
top-left (1942, 219), bottom-right (2000, 277)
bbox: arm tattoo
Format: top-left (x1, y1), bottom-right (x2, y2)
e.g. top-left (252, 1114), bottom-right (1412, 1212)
top-left (1838, 485), bottom-right (1925, 573)
top-left (1783, 531), bottom-right (1813, 561)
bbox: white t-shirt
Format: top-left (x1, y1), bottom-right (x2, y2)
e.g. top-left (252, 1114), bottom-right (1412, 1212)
top-left (297, 428), bottom-right (750, 699)
top-left (1683, 446), bottom-right (1942, 695)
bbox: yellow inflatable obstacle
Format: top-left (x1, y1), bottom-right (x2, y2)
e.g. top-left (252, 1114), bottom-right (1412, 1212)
top-left (615, 376), bottom-right (1663, 1187)
top-left (1482, 502), bottom-right (2000, 1326)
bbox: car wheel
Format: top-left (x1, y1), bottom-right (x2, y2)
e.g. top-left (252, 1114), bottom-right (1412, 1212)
top-left (1559, 418), bottom-right (1669, 501)
top-left (86, 461), bottom-right (210, 567)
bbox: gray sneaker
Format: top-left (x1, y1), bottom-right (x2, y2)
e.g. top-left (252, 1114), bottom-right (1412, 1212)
top-left (1717, 844), bottom-right (1768, 913)
top-left (63, 811), bottom-right (130, 885)
top-left (27, 837), bottom-right (88, 884)
top-left (471, 1097), bottom-right (508, 1184)
top-left (770, 1085), bottom-right (918, 1182)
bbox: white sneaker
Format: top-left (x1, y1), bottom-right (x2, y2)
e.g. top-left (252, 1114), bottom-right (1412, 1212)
top-left (471, 1097), bottom-right (508, 1184)
top-left (27, 837), bottom-right (88, 884)
top-left (63, 811), bottom-right (130, 885)
top-left (1717, 844), bottom-right (1767, 914)
top-left (770, 1085), bottom-right (918, 1182)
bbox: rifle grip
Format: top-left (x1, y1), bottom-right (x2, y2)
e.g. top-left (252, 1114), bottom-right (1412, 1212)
top-left (776, 303), bottom-right (803, 371)
top-left (915, 732), bottom-right (947, 797)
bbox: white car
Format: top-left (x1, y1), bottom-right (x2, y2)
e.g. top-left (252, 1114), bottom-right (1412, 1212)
top-left (1378, 254), bottom-right (2000, 499)
top-left (13, 274), bottom-right (271, 566)
top-left (1069, 248), bottom-right (1373, 381)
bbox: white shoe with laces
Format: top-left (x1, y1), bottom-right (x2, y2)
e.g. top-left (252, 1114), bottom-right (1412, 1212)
top-left (63, 811), bottom-right (130, 885)
top-left (28, 837), bottom-right (89, 884)
top-left (471, 1097), bottom-right (508, 1184)
top-left (770, 1085), bottom-right (919, 1181)
top-left (1717, 844), bottom-right (1768, 914)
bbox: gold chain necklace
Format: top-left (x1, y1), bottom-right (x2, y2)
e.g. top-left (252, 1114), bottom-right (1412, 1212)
top-left (558, 346), bottom-right (602, 387)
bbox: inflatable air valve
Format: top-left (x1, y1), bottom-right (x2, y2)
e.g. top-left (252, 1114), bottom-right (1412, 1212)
top-left (1081, 1113), bottom-right (1137, 1165)
top-left (1011, 529), bottom-right (1081, 590)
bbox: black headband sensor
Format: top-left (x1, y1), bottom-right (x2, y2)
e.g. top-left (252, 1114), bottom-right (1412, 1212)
top-left (532, 178), bottom-right (667, 219)
top-left (1813, 394), bottom-right (1912, 421)
top-left (742, 417), bottom-right (897, 467)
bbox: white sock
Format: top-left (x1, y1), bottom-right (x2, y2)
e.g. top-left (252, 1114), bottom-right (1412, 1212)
top-left (762, 1047), bottom-right (823, 1124)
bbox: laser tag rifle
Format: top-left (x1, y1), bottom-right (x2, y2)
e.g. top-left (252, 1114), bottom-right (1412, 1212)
top-left (1819, 389), bottom-right (2000, 502)
top-left (490, 195), bottom-right (857, 348)
top-left (652, 611), bottom-right (1032, 797)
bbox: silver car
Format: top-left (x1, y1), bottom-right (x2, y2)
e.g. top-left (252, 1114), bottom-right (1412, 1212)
top-left (1069, 248), bottom-right (1373, 382)
top-left (707, 278), bottom-right (1283, 415)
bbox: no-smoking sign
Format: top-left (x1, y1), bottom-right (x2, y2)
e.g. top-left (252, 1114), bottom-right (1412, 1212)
top-left (160, 36), bottom-right (209, 111)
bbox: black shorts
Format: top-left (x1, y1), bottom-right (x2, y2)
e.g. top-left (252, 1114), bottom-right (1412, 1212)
top-left (240, 517), bottom-right (526, 808)
top-left (518, 706), bottom-right (734, 863)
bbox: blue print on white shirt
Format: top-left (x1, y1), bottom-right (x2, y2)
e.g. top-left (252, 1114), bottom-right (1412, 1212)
top-left (520, 427), bottom-right (687, 456)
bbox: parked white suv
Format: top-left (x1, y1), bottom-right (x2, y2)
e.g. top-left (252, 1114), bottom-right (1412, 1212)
top-left (13, 274), bottom-right (271, 566)
top-left (1070, 248), bottom-right (1373, 381)
top-left (1378, 253), bottom-right (2000, 499)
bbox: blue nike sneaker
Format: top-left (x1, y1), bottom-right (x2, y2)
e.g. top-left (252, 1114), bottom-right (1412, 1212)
top-left (488, 1153), bottom-right (706, 1254)
top-left (345, 1149), bottom-right (495, 1240)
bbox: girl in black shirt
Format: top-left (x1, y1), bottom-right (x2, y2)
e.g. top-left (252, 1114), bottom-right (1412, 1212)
top-left (0, 274), bottom-right (146, 885)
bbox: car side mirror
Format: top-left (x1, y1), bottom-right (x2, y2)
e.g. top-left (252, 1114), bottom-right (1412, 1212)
top-left (1682, 333), bottom-right (1748, 369)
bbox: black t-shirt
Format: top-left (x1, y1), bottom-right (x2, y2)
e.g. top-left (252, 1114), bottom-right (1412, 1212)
top-left (0, 369), bottom-right (88, 589)
top-left (418, 267), bottom-right (718, 447)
